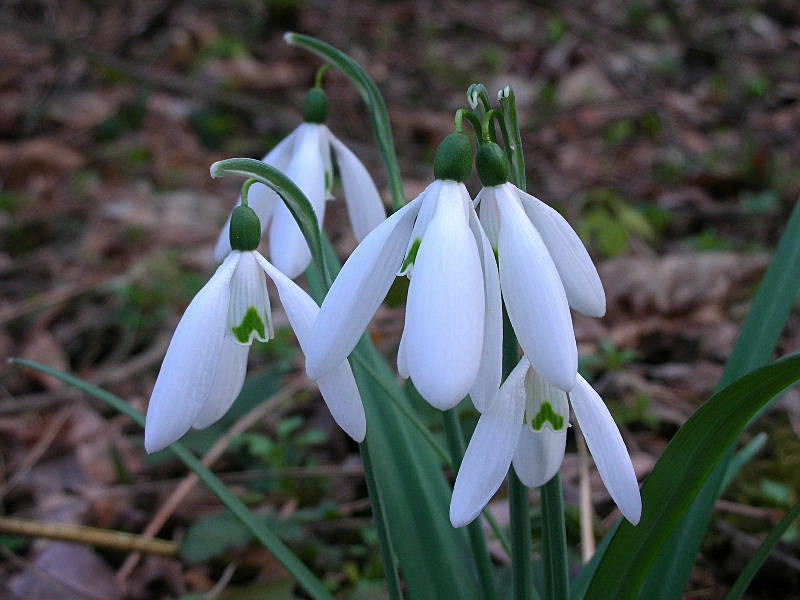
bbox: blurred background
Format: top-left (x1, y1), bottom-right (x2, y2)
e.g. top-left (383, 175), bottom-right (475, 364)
top-left (1, 0), bottom-right (799, 598)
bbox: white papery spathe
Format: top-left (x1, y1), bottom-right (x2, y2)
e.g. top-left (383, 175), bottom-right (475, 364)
top-left (144, 250), bottom-right (366, 454)
top-left (214, 123), bottom-right (386, 278)
top-left (449, 357), bottom-right (641, 528)
top-left (306, 180), bottom-right (502, 412)
top-left (476, 182), bottom-right (606, 392)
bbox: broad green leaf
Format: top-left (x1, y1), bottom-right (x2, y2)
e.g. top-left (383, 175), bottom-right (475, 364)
top-left (9, 358), bottom-right (334, 600)
top-left (636, 198), bottom-right (800, 599)
top-left (584, 354), bottom-right (800, 599)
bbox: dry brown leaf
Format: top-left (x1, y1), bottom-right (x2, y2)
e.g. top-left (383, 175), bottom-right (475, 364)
top-left (20, 328), bottom-right (69, 391)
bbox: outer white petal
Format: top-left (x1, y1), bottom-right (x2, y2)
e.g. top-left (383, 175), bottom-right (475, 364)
top-left (467, 202), bottom-right (502, 413)
top-left (228, 251), bottom-right (273, 344)
top-left (476, 186), bottom-right (500, 250)
top-left (144, 253), bottom-right (240, 453)
top-left (449, 359), bottom-right (528, 527)
top-left (512, 363), bottom-right (569, 487)
top-left (214, 130), bottom-right (298, 262)
top-left (327, 130), bottom-right (386, 240)
top-left (306, 198), bottom-right (422, 380)
top-left (517, 189), bottom-right (606, 317)
top-left (256, 253), bottom-right (366, 442)
top-left (496, 184), bottom-right (577, 391)
top-left (570, 374), bottom-right (642, 524)
top-left (269, 123), bottom-right (327, 278)
top-left (405, 182), bottom-right (484, 410)
top-left (192, 338), bottom-right (249, 429)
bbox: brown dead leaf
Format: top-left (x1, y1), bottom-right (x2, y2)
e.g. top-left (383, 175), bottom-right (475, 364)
top-left (0, 138), bottom-right (86, 187)
top-left (601, 252), bottom-right (769, 317)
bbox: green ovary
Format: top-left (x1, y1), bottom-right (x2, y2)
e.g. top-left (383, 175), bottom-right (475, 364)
top-left (531, 402), bottom-right (565, 431)
top-left (232, 307), bottom-right (266, 343)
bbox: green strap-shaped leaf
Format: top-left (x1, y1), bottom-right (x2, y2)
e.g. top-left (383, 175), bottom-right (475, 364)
top-left (636, 198), bottom-right (800, 600)
top-left (584, 354), bottom-right (800, 599)
top-left (285, 32), bottom-right (406, 210)
top-left (9, 358), bottom-right (334, 600)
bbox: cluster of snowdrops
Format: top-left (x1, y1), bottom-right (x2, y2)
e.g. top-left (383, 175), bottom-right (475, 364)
top-left (143, 69), bottom-right (641, 530)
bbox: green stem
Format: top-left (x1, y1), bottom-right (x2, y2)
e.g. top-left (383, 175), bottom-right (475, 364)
top-left (9, 358), bottom-right (334, 600)
top-left (240, 178), bottom-right (258, 207)
top-left (541, 474), bottom-right (569, 600)
top-left (360, 441), bottom-right (404, 600)
top-left (285, 32), bottom-right (406, 210)
top-left (498, 86), bottom-right (526, 190)
top-left (509, 470), bottom-right (534, 600)
top-left (442, 409), bottom-right (497, 600)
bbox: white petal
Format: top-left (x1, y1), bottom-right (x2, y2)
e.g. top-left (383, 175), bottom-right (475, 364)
top-left (476, 186), bottom-right (500, 250)
top-left (192, 337), bottom-right (249, 429)
top-left (399, 181), bottom-right (442, 276)
top-left (405, 182), bottom-right (484, 410)
top-left (570, 374), bottom-right (641, 524)
top-left (228, 251), bottom-right (273, 344)
top-left (396, 325), bottom-right (409, 379)
top-left (269, 123), bottom-right (327, 278)
top-left (328, 130), bottom-right (386, 240)
top-left (144, 253), bottom-right (240, 453)
top-left (517, 189), bottom-right (606, 317)
top-left (496, 184), bottom-right (577, 391)
top-left (214, 129), bottom-right (298, 262)
top-left (512, 426), bottom-right (567, 488)
top-left (256, 253), bottom-right (366, 442)
top-left (449, 359), bottom-right (528, 527)
top-left (512, 366), bottom-right (569, 487)
top-left (305, 198), bottom-right (422, 380)
top-left (467, 202), bottom-right (502, 413)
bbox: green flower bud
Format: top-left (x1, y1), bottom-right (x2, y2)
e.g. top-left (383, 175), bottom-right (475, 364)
top-left (229, 204), bottom-right (261, 251)
top-left (475, 142), bottom-right (510, 187)
top-left (433, 133), bottom-right (473, 182)
top-left (303, 87), bottom-right (328, 124)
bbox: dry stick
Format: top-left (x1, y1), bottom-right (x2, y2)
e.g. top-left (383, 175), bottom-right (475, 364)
top-left (0, 516), bottom-right (177, 557)
top-left (0, 406), bottom-right (73, 499)
top-left (577, 431), bottom-right (596, 563)
top-left (115, 380), bottom-right (306, 583)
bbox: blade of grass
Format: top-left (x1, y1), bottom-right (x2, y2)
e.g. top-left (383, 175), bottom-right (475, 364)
top-left (8, 358), bottom-right (334, 600)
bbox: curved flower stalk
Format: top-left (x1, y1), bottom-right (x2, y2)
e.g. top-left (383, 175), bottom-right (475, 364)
top-left (215, 87), bottom-right (386, 279)
top-left (145, 203), bottom-right (366, 453)
top-left (306, 133), bottom-right (502, 411)
top-left (474, 142), bottom-right (606, 392)
top-left (449, 356), bottom-right (641, 528)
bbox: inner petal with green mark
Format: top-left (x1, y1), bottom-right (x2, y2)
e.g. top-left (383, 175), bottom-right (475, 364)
top-left (232, 306), bottom-right (267, 343)
top-left (399, 238), bottom-right (421, 275)
top-left (524, 366), bottom-right (569, 432)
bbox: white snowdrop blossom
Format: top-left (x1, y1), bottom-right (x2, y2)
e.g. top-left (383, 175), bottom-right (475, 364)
top-left (144, 249), bottom-right (366, 453)
top-left (215, 110), bottom-right (386, 279)
top-left (306, 133), bottom-right (502, 411)
top-left (449, 356), bottom-right (641, 528)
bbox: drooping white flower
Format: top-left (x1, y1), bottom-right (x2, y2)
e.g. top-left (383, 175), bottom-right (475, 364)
top-left (474, 142), bottom-right (605, 392)
top-left (449, 356), bottom-right (641, 528)
top-left (306, 133), bottom-right (502, 411)
top-left (214, 88), bottom-right (386, 279)
top-left (144, 245), bottom-right (367, 453)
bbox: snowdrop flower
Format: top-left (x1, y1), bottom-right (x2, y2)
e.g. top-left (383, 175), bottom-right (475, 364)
top-left (214, 86), bottom-right (386, 278)
top-left (306, 133), bottom-right (502, 411)
top-left (145, 202), bottom-right (366, 453)
top-left (449, 356), bottom-right (641, 527)
top-left (474, 142), bottom-right (606, 392)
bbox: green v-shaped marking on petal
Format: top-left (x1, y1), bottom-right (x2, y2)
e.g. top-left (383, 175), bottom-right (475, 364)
top-left (232, 307), bottom-right (266, 343)
top-left (531, 402), bottom-right (565, 431)
top-left (400, 238), bottom-right (422, 273)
